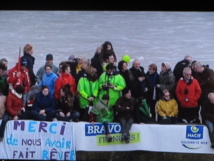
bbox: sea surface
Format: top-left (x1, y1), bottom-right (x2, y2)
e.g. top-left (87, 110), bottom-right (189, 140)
top-left (0, 11), bottom-right (214, 73)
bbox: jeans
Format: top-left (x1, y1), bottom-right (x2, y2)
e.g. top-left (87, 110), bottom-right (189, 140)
top-left (56, 111), bottom-right (80, 121)
top-left (204, 120), bottom-right (214, 144)
top-left (119, 117), bottom-right (134, 135)
top-left (0, 113), bottom-right (10, 137)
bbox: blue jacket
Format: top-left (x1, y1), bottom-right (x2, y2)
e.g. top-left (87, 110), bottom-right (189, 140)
top-left (33, 91), bottom-right (55, 113)
top-left (39, 72), bottom-right (58, 96)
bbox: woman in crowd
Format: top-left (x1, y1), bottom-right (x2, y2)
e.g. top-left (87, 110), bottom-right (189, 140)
top-left (77, 64), bottom-right (99, 121)
top-left (0, 85), bottom-right (31, 141)
top-left (39, 64), bottom-right (58, 97)
top-left (155, 89), bottom-right (179, 124)
top-left (31, 85), bottom-right (55, 121)
top-left (55, 84), bottom-right (80, 122)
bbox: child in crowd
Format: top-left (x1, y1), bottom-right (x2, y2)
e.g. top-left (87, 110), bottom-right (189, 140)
top-left (89, 94), bottom-right (114, 142)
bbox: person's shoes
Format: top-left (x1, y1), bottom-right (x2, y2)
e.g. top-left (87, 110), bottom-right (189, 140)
top-left (124, 133), bottom-right (130, 144)
top-left (181, 119), bottom-right (188, 124)
top-left (52, 118), bottom-right (58, 121)
top-left (106, 134), bottom-right (113, 142)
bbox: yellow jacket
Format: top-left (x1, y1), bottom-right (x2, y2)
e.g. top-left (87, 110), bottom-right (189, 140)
top-left (156, 99), bottom-right (178, 117)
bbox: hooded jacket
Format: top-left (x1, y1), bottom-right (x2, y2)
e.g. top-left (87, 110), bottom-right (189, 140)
top-left (77, 76), bottom-right (99, 109)
top-left (54, 73), bottom-right (77, 100)
top-left (6, 88), bottom-right (23, 117)
top-left (98, 72), bottom-right (126, 106)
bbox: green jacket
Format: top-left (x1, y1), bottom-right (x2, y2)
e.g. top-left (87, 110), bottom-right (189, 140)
top-left (98, 72), bottom-right (126, 106)
top-left (77, 77), bottom-right (99, 109)
top-left (90, 98), bottom-right (114, 122)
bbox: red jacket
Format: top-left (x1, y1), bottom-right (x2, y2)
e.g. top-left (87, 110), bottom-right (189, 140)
top-left (7, 64), bottom-right (31, 93)
top-left (6, 89), bottom-right (23, 117)
top-left (54, 73), bottom-right (77, 99)
top-left (176, 77), bottom-right (202, 108)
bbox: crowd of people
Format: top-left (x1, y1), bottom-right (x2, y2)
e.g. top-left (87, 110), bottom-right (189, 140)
top-left (1, 41), bottom-right (214, 147)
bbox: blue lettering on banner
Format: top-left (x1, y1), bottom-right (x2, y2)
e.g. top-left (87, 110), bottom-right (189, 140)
top-left (85, 123), bottom-right (121, 136)
top-left (186, 125), bottom-right (203, 140)
top-left (42, 148), bottom-right (75, 160)
top-left (13, 120), bottom-right (66, 135)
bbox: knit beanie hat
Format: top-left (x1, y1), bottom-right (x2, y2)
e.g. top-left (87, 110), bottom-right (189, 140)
top-left (122, 87), bottom-right (130, 96)
top-left (163, 62), bottom-right (172, 70)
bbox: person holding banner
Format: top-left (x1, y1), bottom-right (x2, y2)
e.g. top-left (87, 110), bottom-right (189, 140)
top-left (115, 87), bottom-right (136, 143)
top-left (0, 85), bottom-right (31, 141)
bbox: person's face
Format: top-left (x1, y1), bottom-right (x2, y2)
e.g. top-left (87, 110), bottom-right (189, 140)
top-left (122, 62), bottom-right (128, 71)
top-left (46, 60), bottom-right (53, 65)
top-left (42, 88), bottom-right (49, 96)
top-left (133, 61), bottom-right (140, 69)
top-left (107, 44), bottom-right (112, 51)
top-left (161, 65), bottom-right (167, 72)
top-left (183, 70), bottom-right (192, 80)
top-left (148, 67), bottom-right (155, 74)
top-left (124, 90), bottom-right (131, 99)
top-left (163, 92), bottom-right (170, 100)
top-left (2, 61), bottom-right (8, 68)
top-left (45, 66), bottom-right (52, 74)
top-left (106, 69), bottom-right (113, 75)
top-left (65, 66), bottom-right (71, 74)
top-left (108, 55), bottom-right (115, 63)
top-left (60, 88), bottom-right (65, 96)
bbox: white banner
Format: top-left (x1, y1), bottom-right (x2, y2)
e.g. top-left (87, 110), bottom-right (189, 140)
top-left (0, 120), bottom-right (75, 160)
top-left (74, 122), bottom-right (214, 153)
top-left (1, 120), bottom-right (214, 160)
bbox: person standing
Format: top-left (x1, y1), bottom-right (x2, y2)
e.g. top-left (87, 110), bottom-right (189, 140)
top-left (201, 92), bottom-right (214, 149)
top-left (98, 63), bottom-right (126, 107)
top-left (118, 60), bottom-right (132, 89)
top-left (156, 62), bottom-right (176, 98)
top-left (191, 61), bottom-right (214, 106)
top-left (36, 53), bottom-right (59, 85)
top-left (54, 63), bottom-right (77, 101)
top-left (129, 59), bottom-right (149, 99)
top-left (77, 65), bottom-right (99, 121)
top-left (145, 63), bottom-right (160, 118)
top-left (39, 64), bottom-right (58, 97)
top-left (7, 59), bottom-right (31, 107)
top-left (21, 44), bottom-right (36, 86)
top-left (175, 67), bottom-right (202, 123)
top-left (173, 55), bottom-right (192, 82)
top-left (91, 47), bottom-right (103, 78)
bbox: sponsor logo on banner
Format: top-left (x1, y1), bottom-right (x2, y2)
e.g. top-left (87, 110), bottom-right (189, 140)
top-left (181, 125), bottom-right (208, 149)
